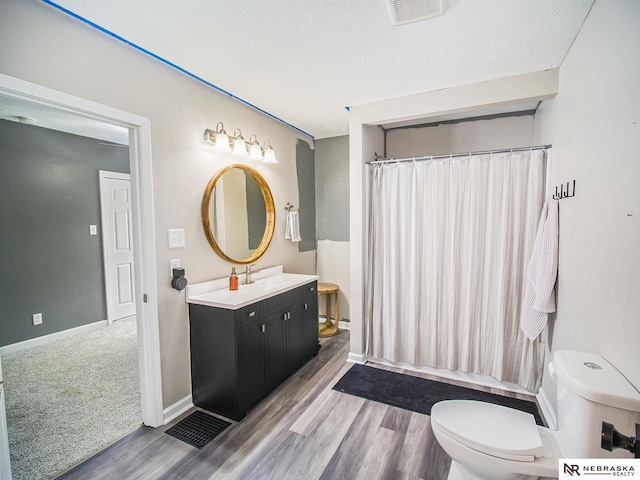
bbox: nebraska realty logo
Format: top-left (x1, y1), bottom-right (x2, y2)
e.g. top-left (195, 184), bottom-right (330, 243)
top-left (560, 459), bottom-right (638, 477)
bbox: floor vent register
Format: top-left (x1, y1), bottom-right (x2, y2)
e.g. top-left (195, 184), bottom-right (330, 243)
top-left (165, 410), bottom-right (231, 449)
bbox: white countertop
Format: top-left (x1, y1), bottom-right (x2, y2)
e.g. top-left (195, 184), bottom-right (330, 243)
top-left (186, 265), bottom-right (318, 310)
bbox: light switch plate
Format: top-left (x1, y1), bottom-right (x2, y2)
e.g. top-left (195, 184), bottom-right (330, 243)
top-left (89, 225), bottom-right (97, 235)
top-left (168, 229), bottom-right (185, 248)
top-left (33, 313), bottom-right (43, 325)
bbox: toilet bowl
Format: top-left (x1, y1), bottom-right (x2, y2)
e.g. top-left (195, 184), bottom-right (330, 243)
top-left (430, 350), bottom-right (640, 480)
top-left (431, 400), bottom-right (559, 480)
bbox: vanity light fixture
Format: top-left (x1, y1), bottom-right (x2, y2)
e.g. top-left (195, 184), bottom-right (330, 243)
top-left (205, 125), bottom-right (277, 164)
top-left (231, 128), bottom-right (249, 156)
top-left (204, 122), bottom-right (231, 152)
top-left (248, 134), bottom-right (264, 161)
top-left (262, 140), bottom-right (277, 163)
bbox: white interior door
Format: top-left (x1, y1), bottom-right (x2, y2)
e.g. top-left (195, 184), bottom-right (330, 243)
top-left (0, 356), bottom-right (12, 480)
top-left (100, 171), bottom-right (136, 323)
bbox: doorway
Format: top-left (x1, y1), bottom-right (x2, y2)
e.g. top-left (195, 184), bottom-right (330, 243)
top-left (0, 73), bottom-right (163, 478)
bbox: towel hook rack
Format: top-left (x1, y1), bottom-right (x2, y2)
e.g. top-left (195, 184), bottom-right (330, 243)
top-left (552, 179), bottom-right (576, 200)
top-left (285, 202), bottom-right (295, 211)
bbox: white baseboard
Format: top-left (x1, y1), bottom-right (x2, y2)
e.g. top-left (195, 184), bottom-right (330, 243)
top-left (163, 395), bottom-right (193, 425)
top-left (319, 316), bottom-right (350, 330)
top-left (536, 386), bottom-right (557, 429)
top-left (347, 352), bottom-right (365, 364)
top-left (0, 320), bottom-right (108, 355)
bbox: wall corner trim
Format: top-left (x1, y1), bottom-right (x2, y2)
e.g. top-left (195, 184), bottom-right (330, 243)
top-left (347, 352), bottom-right (365, 364)
top-left (163, 395), bottom-right (194, 425)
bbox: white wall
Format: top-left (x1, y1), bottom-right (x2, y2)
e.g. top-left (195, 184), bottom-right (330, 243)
top-left (317, 240), bottom-right (350, 321)
top-left (533, 0), bottom-right (640, 413)
top-left (0, 0), bottom-right (315, 408)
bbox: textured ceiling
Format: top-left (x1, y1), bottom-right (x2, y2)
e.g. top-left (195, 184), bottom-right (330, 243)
top-left (45, 0), bottom-right (593, 139)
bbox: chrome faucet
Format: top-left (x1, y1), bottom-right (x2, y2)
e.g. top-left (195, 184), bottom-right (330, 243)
top-left (245, 264), bottom-right (257, 285)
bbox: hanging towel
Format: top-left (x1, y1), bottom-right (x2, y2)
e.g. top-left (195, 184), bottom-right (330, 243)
top-left (520, 196), bottom-right (559, 340)
top-left (285, 210), bottom-right (301, 242)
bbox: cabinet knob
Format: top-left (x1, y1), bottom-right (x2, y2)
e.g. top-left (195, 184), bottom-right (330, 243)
top-left (309, 287), bottom-right (315, 292)
top-left (304, 303), bottom-right (308, 310)
top-left (261, 324), bottom-right (265, 333)
top-left (248, 311), bottom-right (256, 317)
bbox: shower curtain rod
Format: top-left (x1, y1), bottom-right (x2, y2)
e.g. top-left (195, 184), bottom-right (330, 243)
top-left (368, 144), bottom-right (552, 165)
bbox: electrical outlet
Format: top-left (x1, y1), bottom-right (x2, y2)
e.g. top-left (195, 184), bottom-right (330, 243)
top-left (32, 313), bottom-right (43, 325)
top-left (168, 229), bottom-right (185, 248)
top-left (170, 259), bottom-right (181, 277)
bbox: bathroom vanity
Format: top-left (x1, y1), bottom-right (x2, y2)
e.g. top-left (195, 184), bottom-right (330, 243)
top-left (187, 267), bottom-right (319, 421)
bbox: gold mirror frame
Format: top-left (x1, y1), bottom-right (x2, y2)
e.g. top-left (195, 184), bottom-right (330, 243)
top-left (202, 164), bottom-right (275, 265)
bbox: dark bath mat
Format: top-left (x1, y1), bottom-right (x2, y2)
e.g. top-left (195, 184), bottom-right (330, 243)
top-left (333, 364), bottom-right (544, 426)
top-left (165, 410), bottom-right (231, 449)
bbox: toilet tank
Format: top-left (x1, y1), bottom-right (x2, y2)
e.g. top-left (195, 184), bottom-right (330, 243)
top-left (551, 350), bottom-right (640, 458)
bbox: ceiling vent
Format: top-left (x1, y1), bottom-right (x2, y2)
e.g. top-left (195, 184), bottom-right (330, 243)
top-left (385, 0), bottom-right (448, 25)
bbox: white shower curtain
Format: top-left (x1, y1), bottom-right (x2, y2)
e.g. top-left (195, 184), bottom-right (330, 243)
top-left (365, 150), bottom-right (547, 391)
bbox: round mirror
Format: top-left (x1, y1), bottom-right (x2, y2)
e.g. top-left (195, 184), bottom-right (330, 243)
top-left (202, 164), bottom-right (275, 264)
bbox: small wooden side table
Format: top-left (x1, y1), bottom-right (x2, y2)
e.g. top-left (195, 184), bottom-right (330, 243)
top-left (318, 282), bottom-right (339, 338)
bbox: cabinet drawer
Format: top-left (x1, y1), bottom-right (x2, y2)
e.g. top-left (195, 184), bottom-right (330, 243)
top-left (302, 281), bottom-right (318, 298)
top-left (238, 302), bottom-right (262, 328)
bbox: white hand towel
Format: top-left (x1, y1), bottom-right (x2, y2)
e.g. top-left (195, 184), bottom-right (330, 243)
top-left (520, 196), bottom-right (559, 340)
top-left (285, 211), bottom-right (301, 242)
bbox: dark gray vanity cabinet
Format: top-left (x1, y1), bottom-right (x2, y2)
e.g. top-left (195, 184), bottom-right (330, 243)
top-left (302, 283), bottom-right (319, 360)
top-left (188, 281), bottom-right (319, 421)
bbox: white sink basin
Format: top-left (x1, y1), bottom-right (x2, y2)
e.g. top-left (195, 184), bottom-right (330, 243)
top-left (186, 268), bottom-right (318, 310)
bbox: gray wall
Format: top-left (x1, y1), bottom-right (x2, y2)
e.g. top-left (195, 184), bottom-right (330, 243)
top-left (295, 140), bottom-right (316, 252)
top-left (246, 172), bottom-right (265, 251)
top-left (385, 114), bottom-right (535, 158)
top-left (315, 135), bottom-right (350, 241)
top-left (0, 119), bottom-right (130, 346)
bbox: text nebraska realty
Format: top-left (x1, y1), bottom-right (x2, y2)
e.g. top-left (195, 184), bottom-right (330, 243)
top-left (565, 463), bottom-right (636, 476)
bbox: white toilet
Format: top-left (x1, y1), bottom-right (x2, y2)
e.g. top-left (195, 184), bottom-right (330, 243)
top-left (431, 350), bottom-right (640, 480)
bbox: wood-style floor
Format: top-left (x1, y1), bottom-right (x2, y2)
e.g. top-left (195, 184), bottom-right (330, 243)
top-left (57, 332), bottom-right (461, 480)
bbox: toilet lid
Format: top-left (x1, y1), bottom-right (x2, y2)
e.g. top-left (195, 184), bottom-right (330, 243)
top-left (431, 400), bottom-right (545, 462)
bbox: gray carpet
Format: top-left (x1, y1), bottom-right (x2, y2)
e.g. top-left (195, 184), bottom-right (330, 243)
top-left (2, 316), bottom-right (141, 480)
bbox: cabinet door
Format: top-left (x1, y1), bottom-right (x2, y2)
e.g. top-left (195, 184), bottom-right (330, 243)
top-left (189, 304), bottom-right (238, 418)
top-left (265, 303), bottom-right (305, 385)
top-left (285, 303), bottom-right (306, 375)
top-left (303, 282), bottom-right (320, 359)
top-left (264, 309), bottom-right (287, 392)
top-left (238, 307), bottom-right (266, 416)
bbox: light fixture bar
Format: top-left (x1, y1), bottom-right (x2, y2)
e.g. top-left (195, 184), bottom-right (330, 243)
top-left (205, 126), bottom-right (277, 164)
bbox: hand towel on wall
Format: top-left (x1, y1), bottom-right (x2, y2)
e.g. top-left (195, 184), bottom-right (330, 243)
top-left (285, 210), bottom-right (301, 242)
top-left (520, 196), bottom-right (559, 340)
